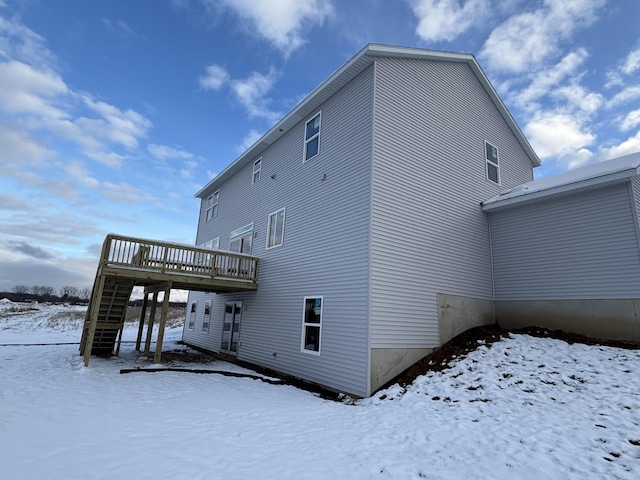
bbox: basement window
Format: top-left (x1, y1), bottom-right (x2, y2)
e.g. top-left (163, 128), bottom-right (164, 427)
top-left (202, 301), bottom-right (211, 333)
top-left (188, 301), bottom-right (197, 330)
top-left (485, 141), bottom-right (500, 184)
top-left (301, 296), bottom-right (323, 354)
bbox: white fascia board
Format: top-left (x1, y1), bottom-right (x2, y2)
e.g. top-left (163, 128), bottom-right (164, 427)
top-left (482, 167), bottom-right (640, 212)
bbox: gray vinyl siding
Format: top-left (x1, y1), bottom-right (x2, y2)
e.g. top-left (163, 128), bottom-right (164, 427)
top-left (631, 176), bottom-right (640, 238)
top-left (184, 65), bottom-right (374, 396)
top-left (369, 58), bottom-right (534, 348)
top-left (490, 183), bottom-right (640, 300)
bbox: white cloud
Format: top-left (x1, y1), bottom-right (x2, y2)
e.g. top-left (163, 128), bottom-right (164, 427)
top-left (80, 97), bottom-right (152, 149)
top-left (0, 16), bottom-right (152, 169)
top-left (480, 0), bottom-right (606, 73)
top-left (553, 83), bottom-right (604, 116)
top-left (238, 128), bottom-right (264, 153)
top-left (515, 49), bottom-right (589, 109)
top-left (620, 109), bottom-right (640, 131)
top-left (63, 159), bottom-right (100, 189)
top-left (0, 60), bottom-right (68, 119)
top-left (608, 85), bottom-right (640, 108)
top-left (599, 130), bottom-right (640, 161)
top-left (198, 64), bottom-right (280, 122)
top-left (411, 0), bottom-right (489, 42)
top-left (0, 15), bottom-right (54, 66)
top-left (230, 68), bottom-right (279, 121)
top-left (0, 123), bottom-right (54, 165)
top-left (525, 113), bottom-right (595, 160)
top-left (199, 64), bottom-right (229, 90)
top-left (621, 42), bottom-right (640, 75)
top-left (216, 0), bottom-right (333, 55)
top-left (101, 182), bottom-right (153, 204)
top-left (148, 143), bottom-right (194, 160)
top-left (102, 18), bottom-right (140, 38)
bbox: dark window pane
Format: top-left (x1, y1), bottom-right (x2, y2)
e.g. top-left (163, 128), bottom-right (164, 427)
top-left (486, 143), bottom-right (498, 164)
top-left (306, 115), bottom-right (320, 139)
top-left (305, 298), bottom-right (321, 323)
top-left (487, 163), bottom-right (499, 183)
top-left (306, 137), bottom-right (319, 159)
top-left (304, 326), bottom-right (320, 351)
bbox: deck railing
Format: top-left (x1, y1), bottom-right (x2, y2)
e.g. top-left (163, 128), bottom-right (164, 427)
top-left (100, 234), bottom-right (259, 283)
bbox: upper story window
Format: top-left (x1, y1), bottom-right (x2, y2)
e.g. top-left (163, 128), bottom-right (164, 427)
top-left (205, 191), bottom-right (219, 221)
top-left (485, 142), bottom-right (500, 184)
top-left (304, 112), bottom-right (321, 161)
top-left (266, 208), bottom-right (285, 249)
top-left (252, 158), bottom-right (262, 184)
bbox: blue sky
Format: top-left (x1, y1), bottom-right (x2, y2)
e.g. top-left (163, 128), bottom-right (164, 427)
top-left (1, 0), bottom-right (639, 293)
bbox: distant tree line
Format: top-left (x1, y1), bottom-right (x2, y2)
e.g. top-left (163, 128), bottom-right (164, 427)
top-left (4, 285), bottom-right (92, 304)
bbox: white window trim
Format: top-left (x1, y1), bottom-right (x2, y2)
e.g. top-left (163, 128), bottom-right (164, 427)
top-left (188, 301), bottom-right (197, 330)
top-left (266, 207), bottom-right (286, 250)
top-left (485, 141), bottom-right (500, 185)
top-left (252, 157), bottom-right (262, 184)
top-left (202, 301), bottom-right (211, 333)
top-left (205, 191), bottom-right (219, 222)
top-left (303, 112), bottom-right (321, 162)
top-left (301, 295), bottom-right (323, 355)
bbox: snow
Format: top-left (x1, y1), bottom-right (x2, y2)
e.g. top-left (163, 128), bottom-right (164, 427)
top-left (1, 301), bottom-right (640, 479)
top-left (483, 151), bottom-right (640, 208)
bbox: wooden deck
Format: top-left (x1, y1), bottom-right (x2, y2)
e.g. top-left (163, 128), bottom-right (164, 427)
top-left (80, 234), bottom-right (259, 366)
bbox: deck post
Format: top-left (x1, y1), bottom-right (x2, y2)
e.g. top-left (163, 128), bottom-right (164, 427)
top-left (135, 293), bottom-right (149, 351)
top-left (143, 292), bottom-right (159, 357)
top-left (83, 273), bottom-right (106, 367)
top-left (153, 283), bottom-right (172, 364)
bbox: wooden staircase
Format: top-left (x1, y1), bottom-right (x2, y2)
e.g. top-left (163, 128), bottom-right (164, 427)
top-left (80, 275), bottom-right (134, 356)
top-left (80, 234), bottom-right (260, 366)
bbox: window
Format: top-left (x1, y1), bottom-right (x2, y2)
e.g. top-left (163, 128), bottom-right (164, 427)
top-left (485, 142), bottom-right (500, 184)
top-left (188, 302), bottom-right (197, 330)
top-left (304, 112), bottom-right (321, 161)
top-left (202, 301), bottom-right (211, 333)
top-left (207, 237), bottom-right (220, 249)
top-left (266, 208), bottom-right (285, 249)
top-left (301, 296), bottom-right (323, 354)
top-left (252, 158), bottom-right (262, 184)
top-left (229, 223), bottom-right (253, 254)
top-left (205, 191), bottom-right (219, 221)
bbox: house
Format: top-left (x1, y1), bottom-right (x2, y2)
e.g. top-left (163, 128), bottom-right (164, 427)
top-left (183, 44), bottom-right (541, 397)
top-left (483, 151), bottom-right (640, 340)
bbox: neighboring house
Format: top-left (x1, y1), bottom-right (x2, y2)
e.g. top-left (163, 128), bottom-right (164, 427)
top-left (483, 152), bottom-right (640, 340)
top-left (183, 44), bottom-right (540, 397)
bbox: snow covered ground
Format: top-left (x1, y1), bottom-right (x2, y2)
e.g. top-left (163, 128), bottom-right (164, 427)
top-left (1, 300), bottom-right (640, 479)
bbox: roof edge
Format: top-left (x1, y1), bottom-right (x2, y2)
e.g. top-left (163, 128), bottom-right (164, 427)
top-left (482, 165), bottom-right (640, 212)
top-left (196, 43), bottom-right (540, 199)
